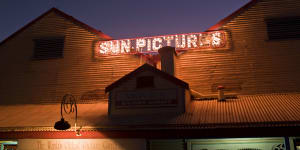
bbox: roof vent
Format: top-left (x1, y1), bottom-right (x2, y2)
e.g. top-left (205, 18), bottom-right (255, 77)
top-left (217, 85), bottom-right (225, 101)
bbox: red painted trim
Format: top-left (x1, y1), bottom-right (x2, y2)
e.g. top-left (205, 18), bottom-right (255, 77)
top-left (206, 0), bottom-right (260, 31)
top-left (1, 127), bottom-right (300, 139)
top-left (0, 8), bottom-right (112, 46)
top-left (105, 63), bottom-right (189, 93)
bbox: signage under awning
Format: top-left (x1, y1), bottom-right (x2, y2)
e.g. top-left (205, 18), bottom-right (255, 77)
top-left (116, 89), bottom-right (178, 109)
top-left (18, 139), bottom-right (146, 150)
top-left (96, 30), bottom-right (228, 55)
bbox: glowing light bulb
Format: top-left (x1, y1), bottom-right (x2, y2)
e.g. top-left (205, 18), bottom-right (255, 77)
top-left (212, 32), bottom-right (222, 47)
top-left (99, 41), bottom-right (112, 54)
top-left (187, 34), bottom-right (198, 48)
top-left (198, 34), bottom-right (203, 47)
top-left (136, 38), bottom-right (146, 52)
top-left (175, 35), bottom-right (186, 49)
top-left (147, 39), bottom-right (152, 51)
top-left (121, 40), bottom-right (131, 53)
top-left (163, 36), bottom-right (174, 46)
top-left (199, 33), bottom-right (210, 48)
top-left (111, 40), bottom-right (120, 54)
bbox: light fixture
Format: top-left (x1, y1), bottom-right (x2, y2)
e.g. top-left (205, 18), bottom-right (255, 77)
top-left (54, 94), bottom-right (81, 136)
top-left (54, 118), bottom-right (70, 130)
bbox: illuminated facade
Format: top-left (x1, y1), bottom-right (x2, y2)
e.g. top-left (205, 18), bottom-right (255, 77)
top-left (1, 0), bottom-right (300, 150)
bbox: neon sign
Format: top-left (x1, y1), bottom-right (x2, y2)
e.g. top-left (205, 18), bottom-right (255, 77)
top-left (97, 30), bottom-right (227, 55)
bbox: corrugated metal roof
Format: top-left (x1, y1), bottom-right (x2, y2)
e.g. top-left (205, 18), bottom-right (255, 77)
top-left (1, 93), bottom-right (300, 131)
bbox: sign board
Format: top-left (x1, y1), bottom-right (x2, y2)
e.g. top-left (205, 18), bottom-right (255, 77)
top-left (18, 139), bottom-right (146, 150)
top-left (96, 30), bottom-right (227, 55)
top-left (116, 89), bottom-right (178, 109)
top-left (188, 138), bottom-right (285, 150)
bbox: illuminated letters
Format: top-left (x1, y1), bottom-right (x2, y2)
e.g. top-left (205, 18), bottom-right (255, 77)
top-left (152, 38), bottom-right (163, 51)
top-left (147, 39), bottom-right (151, 51)
top-left (187, 34), bottom-right (198, 48)
top-left (98, 30), bottom-right (226, 55)
top-left (212, 32), bottom-right (222, 47)
top-left (175, 35), bottom-right (186, 49)
top-left (111, 40), bottom-right (120, 54)
top-left (136, 38), bottom-right (146, 52)
top-left (120, 40), bottom-right (131, 53)
top-left (199, 33), bottom-right (210, 47)
top-left (163, 36), bottom-right (174, 46)
top-left (99, 41), bottom-right (110, 54)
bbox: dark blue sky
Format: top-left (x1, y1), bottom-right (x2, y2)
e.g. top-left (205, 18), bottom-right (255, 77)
top-left (0, 0), bottom-right (250, 41)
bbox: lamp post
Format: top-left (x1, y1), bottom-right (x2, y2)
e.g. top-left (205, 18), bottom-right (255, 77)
top-left (54, 94), bottom-right (81, 136)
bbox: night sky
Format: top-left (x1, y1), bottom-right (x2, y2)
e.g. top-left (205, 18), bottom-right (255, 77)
top-left (0, 0), bottom-right (249, 41)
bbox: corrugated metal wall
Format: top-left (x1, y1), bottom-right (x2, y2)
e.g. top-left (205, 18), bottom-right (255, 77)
top-left (0, 12), bottom-right (140, 104)
top-left (176, 0), bottom-right (300, 95)
top-left (0, 0), bottom-right (300, 104)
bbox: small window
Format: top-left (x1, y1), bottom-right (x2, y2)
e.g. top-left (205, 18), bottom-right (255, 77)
top-left (136, 76), bottom-right (154, 89)
top-left (266, 16), bottom-right (300, 40)
top-left (33, 37), bottom-right (64, 60)
top-left (294, 138), bottom-right (300, 150)
top-left (0, 141), bottom-right (18, 150)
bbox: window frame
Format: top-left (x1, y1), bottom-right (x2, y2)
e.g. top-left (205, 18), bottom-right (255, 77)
top-left (32, 36), bottom-right (65, 60)
top-left (136, 76), bottom-right (155, 89)
top-left (265, 16), bottom-right (300, 40)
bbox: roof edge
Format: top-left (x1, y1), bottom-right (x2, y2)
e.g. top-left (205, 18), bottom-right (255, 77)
top-left (105, 63), bottom-right (189, 93)
top-left (206, 0), bottom-right (260, 31)
top-left (50, 8), bottom-right (113, 40)
top-left (0, 7), bottom-right (113, 46)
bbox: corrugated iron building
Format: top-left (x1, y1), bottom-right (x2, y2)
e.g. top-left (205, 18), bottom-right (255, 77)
top-left (1, 0), bottom-right (300, 150)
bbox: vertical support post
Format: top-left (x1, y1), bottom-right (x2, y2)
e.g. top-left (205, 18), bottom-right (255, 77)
top-left (285, 137), bottom-right (291, 150)
top-left (146, 139), bottom-right (150, 150)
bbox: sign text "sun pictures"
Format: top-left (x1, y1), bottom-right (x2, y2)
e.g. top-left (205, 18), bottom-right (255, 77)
top-left (98, 30), bottom-right (227, 55)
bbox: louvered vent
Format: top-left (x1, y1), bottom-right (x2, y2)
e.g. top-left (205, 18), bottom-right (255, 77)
top-left (266, 16), bottom-right (300, 40)
top-left (33, 37), bottom-right (64, 60)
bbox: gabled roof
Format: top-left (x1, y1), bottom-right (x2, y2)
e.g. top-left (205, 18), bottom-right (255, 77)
top-left (105, 63), bottom-right (189, 93)
top-left (0, 7), bottom-right (113, 46)
top-left (207, 0), bottom-right (260, 31)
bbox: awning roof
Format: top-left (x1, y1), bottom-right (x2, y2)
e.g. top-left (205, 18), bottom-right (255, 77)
top-left (1, 93), bottom-right (300, 131)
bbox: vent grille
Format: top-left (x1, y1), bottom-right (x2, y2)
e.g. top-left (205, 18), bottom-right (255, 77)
top-left (266, 16), bottom-right (300, 40)
top-left (33, 37), bottom-right (64, 60)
